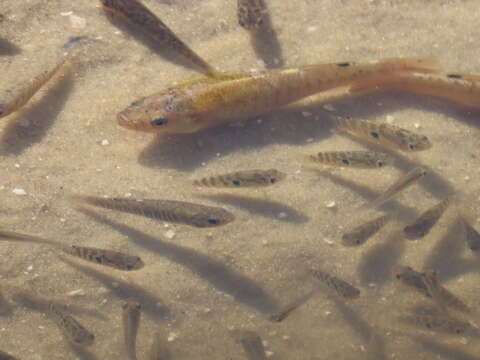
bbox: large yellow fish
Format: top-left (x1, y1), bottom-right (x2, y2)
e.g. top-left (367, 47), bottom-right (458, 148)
top-left (118, 58), bottom-right (439, 134)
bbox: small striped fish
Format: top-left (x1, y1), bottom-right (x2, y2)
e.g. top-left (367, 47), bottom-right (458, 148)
top-left (122, 300), bottom-right (142, 360)
top-left (310, 269), bottom-right (360, 299)
top-left (305, 150), bottom-right (391, 169)
top-left (49, 303), bottom-right (95, 347)
top-left (459, 216), bottom-right (480, 251)
top-left (342, 214), bottom-right (391, 246)
top-left (193, 169), bottom-right (286, 188)
top-left (404, 197), bottom-right (451, 240)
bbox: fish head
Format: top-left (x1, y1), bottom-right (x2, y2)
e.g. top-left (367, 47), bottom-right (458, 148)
top-left (125, 256), bottom-right (146, 271)
top-left (394, 129), bottom-right (432, 151)
top-left (190, 208), bottom-right (235, 228)
top-left (117, 88), bottom-right (202, 134)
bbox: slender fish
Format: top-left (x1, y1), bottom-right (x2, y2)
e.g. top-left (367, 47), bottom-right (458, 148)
top-left (302, 150), bottom-right (391, 169)
top-left (310, 269), bottom-right (360, 299)
top-left (117, 57), bottom-right (439, 134)
top-left (342, 214), bottom-right (391, 246)
top-left (100, 0), bottom-right (214, 76)
top-left (333, 117), bottom-right (432, 152)
top-left (237, 0), bottom-right (266, 30)
top-left (193, 169), bottom-right (286, 188)
top-left (0, 57), bottom-right (68, 118)
top-left (420, 271), bottom-right (470, 313)
top-left (269, 289), bottom-right (316, 322)
top-left (459, 216), bottom-right (480, 251)
top-left (123, 300), bottom-right (142, 360)
top-left (73, 195), bottom-right (235, 228)
top-left (394, 266), bottom-right (430, 297)
top-left (235, 330), bottom-right (267, 360)
top-left (49, 303), bottom-right (95, 346)
top-left (404, 197), bottom-right (451, 240)
top-left (363, 167), bottom-right (427, 209)
top-left (0, 229), bottom-right (145, 271)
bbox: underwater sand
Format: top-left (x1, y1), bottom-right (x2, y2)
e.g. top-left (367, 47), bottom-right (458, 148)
top-left (1, 0), bottom-right (480, 359)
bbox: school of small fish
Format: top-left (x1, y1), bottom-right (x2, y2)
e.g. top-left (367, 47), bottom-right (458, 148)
top-left (0, 0), bottom-right (479, 359)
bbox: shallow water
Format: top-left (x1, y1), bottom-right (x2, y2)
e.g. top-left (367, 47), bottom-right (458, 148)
top-left (1, 0), bottom-right (480, 359)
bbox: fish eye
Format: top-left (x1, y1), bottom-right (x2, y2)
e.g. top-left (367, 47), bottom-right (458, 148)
top-left (151, 117), bottom-right (168, 127)
top-left (370, 132), bottom-right (380, 139)
top-left (377, 161), bottom-right (384, 167)
top-left (208, 218), bottom-right (219, 225)
top-left (232, 180), bottom-right (241, 186)
top-left (355, 239), bottom-right (361, 244)
top-left (409, 144), bottom-right (415, 150)
top-left (342, 159), bottom-right (350, 165)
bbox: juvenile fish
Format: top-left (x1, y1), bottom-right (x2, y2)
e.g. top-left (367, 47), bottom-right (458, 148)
top-left (394, 265), bottom-right (430, 297)
top-left (351, 71), bottom-right (480, 110)
top-left (404, 197), bottom-right (451, 240)
top-left (122, 300), bottom-right (142, 360)
top-left (235, 330), bottom-right (267, 360)
top-left (73, 195), bottom-right (235, 228)
top-left (459, 216), bottom-right (480, 251)
top-left (269, 289), bottom-right (316, 322)
top-left (0, 57), bottom-right (68, 118)
top-left (0, 229), bottom-right (145, 271)
top-left (310, 269), bottom-right (360, 299)
top-left (303, 150), bottom-right (391, 169)
top-left (341, 214), bottom-right (391, 246)
top-left (420, 271), bottom-right (470, 313)
top-left (117, 57), bottom-right (440, 134)
top-left (333, 117), bottom-right (432, 152)
top-left (100, 0), bottom-right (214, 76)
top-left (237, 0), bottom-right (266, 30)
top-left (49, 303), bottom-right (95, 347)
top-left (193, 169), bottom-right (286, 188)
top-left (364, 167), bottom-right (427, 209)
top-left (400, 306), bottom-right (474, 335)
top-left (0, 350), bottom-right (18, 360)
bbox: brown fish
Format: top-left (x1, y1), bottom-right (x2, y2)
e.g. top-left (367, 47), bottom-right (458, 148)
top-left (303, 150), bottom-right (391, 169)
top-left (100, 0), bottom-right (214, 76)
top-left (122, 300), bottom-right (142, 360)
top-left (0, 57), bottom-right (69, 118)
top-left (49, 303), bottom-right (95, 347)
top-left (394, 265), bottom-right (430, 297)
top-left (459, 216), bottom-right (480, 251)
top-left (341, 214), bottom-right (391, 246)
top-left (269, 289), bottom-right (316, 322)
top-left (0, 229), bottom-right (145, 271)
top-left (404, 197), bottom-right (451, 240)
top-left (193, 169), bottom-right (286, 188)
top-left (235, 330), bottom-right (267, 360)
top-left (237, 0), bottom-right (266, 30)
top-left (73, 195), bottom-right (235, 228)
top-left (310, 269), bottom-right (360, 299)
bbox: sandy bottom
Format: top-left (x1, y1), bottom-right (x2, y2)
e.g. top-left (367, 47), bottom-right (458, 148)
top-left (1, 0), bottom-right (480, 359)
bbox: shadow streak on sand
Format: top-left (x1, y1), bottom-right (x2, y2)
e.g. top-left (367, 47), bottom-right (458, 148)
top-left (60, 256), bottom-right (171, 321)
top-left (248, 0), bottom-right (284, 69)
top-left (0, 70), bottom-right (75, 156)
top-left (77, 208), bottom-right (279, 314)
top-left (416, 335), bottom-right (478, 360)
top-left (0, 38), bottom-right (21, 56)
top-left (68, 344), bottom-right (99, 360)
top-left (357, 230), bottom-right (407, 286)
top-left (422, 217), bottom-right (480, 283)
top-left (196, 193), bottom-right (309, 224)
top-left (102, 8), bottom-right (209, 74)
top-left (139, 112), bottom-right (333, 172)
top-left (312, 169), bottom-right (417, 222)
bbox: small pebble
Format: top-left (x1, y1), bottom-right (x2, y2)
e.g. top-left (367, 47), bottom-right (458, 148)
top-left (60, 11), bottom-right (73, 16)
top-left (167, 332), bottom-right (178, 342)
top-left (323, 238), bottom-right (334, 245)
top-left (307, 26), bottom-right (317, 33)
top-left (386, 115), bottom-right (394, 124)
top-left (266, 351), bottom-right (274, 358)
top-left (414, 123), bottom-right (421, 129)
top-left (27, 265), bottom-right (33, 271)
top-left (101, 139), bottom-right (110, 146)
top-left (14, 163), bottom-right (20, 168)
top-left (67, 289), bottom-right (85, 297)
top-left (282, 335), bottom-right (290, 341)
top-left (12, 188), bottom-right (27, 196)
top-left (325, 200), bottom-right (336, 208)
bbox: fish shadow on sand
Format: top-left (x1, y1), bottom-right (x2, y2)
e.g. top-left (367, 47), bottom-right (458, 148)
top-left (0, 71), bottom-right (75, 156)
top-left (312, 169), bottom-right (418, 221)
top-left (357, 230), bottom-right (407, 286)
top-left (68, 344), bottom-right (99, 360)
top-left (338, 132), bottom-right (456, 200)
top-left (60, 256), bottom-right (171, 321)
top-left (415, 335), bottom-right (478, 360)
top-left (196, 193), bottom-right (309, 224)
top-left (0, 38), bottom-right (21, 56)
top-left (248, 0), bottom-right (284, 69)
top-left (77, 207), bottom-right (279, 314)
top-left (138, 111), bottom-right (334, 172)
top-left (422, 217), bottom-right (480, 283)
top-left (102, 8), bottom-right (209, 74)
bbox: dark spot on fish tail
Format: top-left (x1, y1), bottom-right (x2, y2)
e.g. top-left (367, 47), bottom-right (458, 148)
top-left (208, 219), bottom-right (219, 225)
top-left (409, 144), bottom-right (415, 150)
top-left (336, 62), bottom-right (350, 67)
top-left (342, 159), bottom-right (350, 165)
top-left (232, 180), bottom-right (241, 186)
top-left (370, 132), bottom-right (380, 139)
top-left (270, 178), bottom-right (277, 184)
top-left (447, 74), bottom-right (462, 79)
top-left (95, 256), bottom-right (102, 263)
top-left (377, 161), bottom-right (384, 167)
